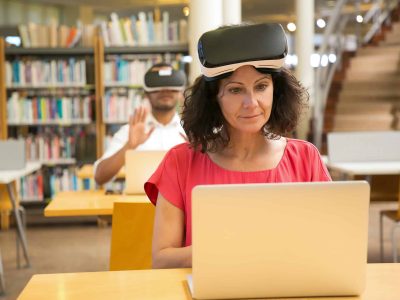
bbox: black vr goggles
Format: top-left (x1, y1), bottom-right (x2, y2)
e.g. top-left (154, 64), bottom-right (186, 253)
top-left (143, 64), bottom-right (186, 92)
top-left (198, 23), bottom-right (288, 81)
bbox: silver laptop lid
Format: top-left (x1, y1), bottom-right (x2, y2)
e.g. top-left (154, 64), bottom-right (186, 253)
top-left (191, 181), bottom-right (369, 299)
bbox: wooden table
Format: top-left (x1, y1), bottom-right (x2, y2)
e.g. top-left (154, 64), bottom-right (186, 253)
top-left (44, 190), bottom-right (149, 217)
top-left (17, 264), bottom-right (400, 300)
top-left (0, 161), bottom-right (42, 268)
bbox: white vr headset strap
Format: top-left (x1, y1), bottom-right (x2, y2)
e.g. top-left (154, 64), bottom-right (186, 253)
top-left (200, 58), bottom-right (286, 78)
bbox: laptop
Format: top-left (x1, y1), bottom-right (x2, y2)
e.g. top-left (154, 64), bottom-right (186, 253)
top-left (189, 181), bottom-right (370, 299)
top-left (124, 150), bottom-right (167, 195)
top-left (0, 139), bottom-right (26, 170)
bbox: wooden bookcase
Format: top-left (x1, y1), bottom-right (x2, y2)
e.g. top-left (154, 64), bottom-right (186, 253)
top-left (0, 36), bottom-right (188, 224)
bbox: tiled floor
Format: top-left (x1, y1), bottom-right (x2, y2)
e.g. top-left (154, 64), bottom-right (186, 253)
top-left (0, 201), bottom-right (399, 300)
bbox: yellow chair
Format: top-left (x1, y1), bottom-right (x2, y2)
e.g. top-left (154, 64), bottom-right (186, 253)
top-left (109, 201), bottom-right (155, 270)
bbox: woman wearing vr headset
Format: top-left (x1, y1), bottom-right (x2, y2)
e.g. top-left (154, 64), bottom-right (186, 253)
top-left (145, 24), bottom-right (331, 268)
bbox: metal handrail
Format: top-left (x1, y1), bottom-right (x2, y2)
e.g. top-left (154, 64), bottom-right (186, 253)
top-left (312, 0), bottom-right (400, 149)
top-left (313, 0), bottom-right (349, 149)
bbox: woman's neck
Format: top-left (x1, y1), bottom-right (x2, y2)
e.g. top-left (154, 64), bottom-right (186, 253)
top-left (221, 131), bottom-right (268, 160)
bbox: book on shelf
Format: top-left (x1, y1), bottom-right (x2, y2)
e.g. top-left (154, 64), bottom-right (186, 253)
top-left (104, 54), bottom-right (184, 86)
top-left (42, 166), bottom-right (97, 198)
top-left (104, 89), bottom-right (143, 123)
top-left (100, 10), bottom-right (188, 47)
top-left (17, 21), bottom-right (95, 48)
top-left (18, 170), bottom-right (44, 202)
top-left (6, 58), bottom-right (87, 87)
top-left (7, 92), bottom-right (92, 124)
top-left (23, 128), bottom-right (77, 162)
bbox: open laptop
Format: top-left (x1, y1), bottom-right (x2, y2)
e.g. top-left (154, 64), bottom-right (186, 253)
top-left (189, 181), bottom-right (370, 299)
top-left (124, 150), bottom-right (167, 195)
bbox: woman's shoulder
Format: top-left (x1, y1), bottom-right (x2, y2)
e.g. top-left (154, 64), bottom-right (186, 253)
top-left (165, 142), bottom-right (198, 161)
top-left (285, 138), bottom-right (321, 156)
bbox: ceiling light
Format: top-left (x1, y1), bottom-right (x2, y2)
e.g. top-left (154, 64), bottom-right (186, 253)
top-left (321, 54), bottom-right (329, 67)
top-left (316, 18), bottom-right (326, 28)
top-left (328, 54), bottom-right (337, 63)
top-left (310, 53), bottom-right (320, 68)
top-left (183, 6), bottom-right (190, 17)
top-left (356, 15), bottom-right (363, 23)
top-left (287, 23), bottom-right (296, 32)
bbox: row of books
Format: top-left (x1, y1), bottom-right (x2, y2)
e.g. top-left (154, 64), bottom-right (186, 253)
top-left (104, 55), bottom-right (183, 85)
top-left (101, 11), bottom-right (188, 47)
top-left (19, 167), bottom-right (97, 201)
top-left (104, 89), bottom-right (144, 123)
top-left (19, 171), bottom-right (44, 202)
top-left (24, 131), bottom-right (77, 161)
top-left (48, 167), bottom-right (83, 198)
top-left (18, 21), bottom-right (96, 48)
top-left (5, 58), bottom-right (87, 87)
top-left (7, 92), bottom-right (92, 124)
top-left (7, 124), bottom-right (97, 164)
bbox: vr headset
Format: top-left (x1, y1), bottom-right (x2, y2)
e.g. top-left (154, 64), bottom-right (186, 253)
top-left (143, 64), bottom-right (186, 92)
top-left (198, 23), bottom-right (288, 81)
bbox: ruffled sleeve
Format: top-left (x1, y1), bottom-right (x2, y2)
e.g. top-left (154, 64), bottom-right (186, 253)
top-left (144, 144), bottom-right (188, 210)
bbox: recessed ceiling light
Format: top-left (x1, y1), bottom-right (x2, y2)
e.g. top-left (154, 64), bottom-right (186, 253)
top-left (316, 18), bottom-right (326, 28)
top-left (287, 22), bottom-right (296, 32)
top-left (183, 6), bottom-right (189, 17)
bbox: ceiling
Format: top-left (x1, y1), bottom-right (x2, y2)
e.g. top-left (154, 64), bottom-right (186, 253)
top-left (12, 0), bottom-right (374, 23)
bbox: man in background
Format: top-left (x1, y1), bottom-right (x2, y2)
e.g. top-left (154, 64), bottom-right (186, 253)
top-left (94, 63), bottom-right (187, 185)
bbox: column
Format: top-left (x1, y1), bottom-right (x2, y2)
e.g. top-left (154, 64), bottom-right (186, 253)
top-left (188, 0), bottom-right (223, 83)
top-left (295, 0), bottom-right (314, 140)
top-left (222, 0), bottom-right (241, 25)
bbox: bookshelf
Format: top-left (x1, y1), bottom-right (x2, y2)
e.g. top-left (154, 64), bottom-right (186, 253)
top-left (0, 37), bottom-right (99, 206)
top-left (0, 34), bottom-right (189, 222)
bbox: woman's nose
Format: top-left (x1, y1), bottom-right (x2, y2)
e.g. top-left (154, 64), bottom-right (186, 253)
top-left (242, 91), bottom-right (258, 108)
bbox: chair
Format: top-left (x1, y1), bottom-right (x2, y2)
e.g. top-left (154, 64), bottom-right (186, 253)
top-left (379, 210), bottom-right (400, 262)
top-left (109, 201), bottom-right (155, 270)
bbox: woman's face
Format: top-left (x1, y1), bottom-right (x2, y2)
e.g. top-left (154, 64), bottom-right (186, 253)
top-left (217, 65), bottom-right (273, 134)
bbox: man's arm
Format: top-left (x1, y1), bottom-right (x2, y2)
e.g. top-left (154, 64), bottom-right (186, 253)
top-left (94, 143), bottom-right (129, 185)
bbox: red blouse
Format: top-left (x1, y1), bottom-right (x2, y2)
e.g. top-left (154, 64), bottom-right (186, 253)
top-left (145, 138), bottom-right (331, 246)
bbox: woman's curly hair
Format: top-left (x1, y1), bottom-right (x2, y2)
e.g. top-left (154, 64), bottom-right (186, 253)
top-left (181, 68), bottom-right (308, 152)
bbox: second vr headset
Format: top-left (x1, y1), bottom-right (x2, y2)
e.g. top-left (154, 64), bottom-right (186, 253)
top-left (198, 23), bottom-right (288, 81)
top-left (143, 64), bottom-right (186, 92)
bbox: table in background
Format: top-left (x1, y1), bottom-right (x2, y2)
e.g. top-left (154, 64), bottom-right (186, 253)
top-left (0, 161), bottom-right (42, 268)
top-left (326, 161), bottom-right (400, 262)
top-left (44, 190), bottom-right (149, 217)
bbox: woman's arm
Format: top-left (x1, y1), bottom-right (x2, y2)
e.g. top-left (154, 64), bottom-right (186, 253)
top-left (152, 193), bottom-right (192, 269)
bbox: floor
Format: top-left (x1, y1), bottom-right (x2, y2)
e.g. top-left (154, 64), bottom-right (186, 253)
top-left (0, 201), bottom-right (399, 300)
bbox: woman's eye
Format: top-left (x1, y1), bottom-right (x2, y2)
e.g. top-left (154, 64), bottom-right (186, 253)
top-left (228, 87), bottom-right (242, 94)
top-left (255, 84), bottom-right (268, 91)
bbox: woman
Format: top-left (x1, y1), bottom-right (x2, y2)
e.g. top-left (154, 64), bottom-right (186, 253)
top-left (144, 24), bottom-right (331, 269)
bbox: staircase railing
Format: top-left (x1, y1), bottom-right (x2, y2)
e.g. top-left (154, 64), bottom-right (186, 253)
top-left (312, 0), bottom-right (400, 149)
